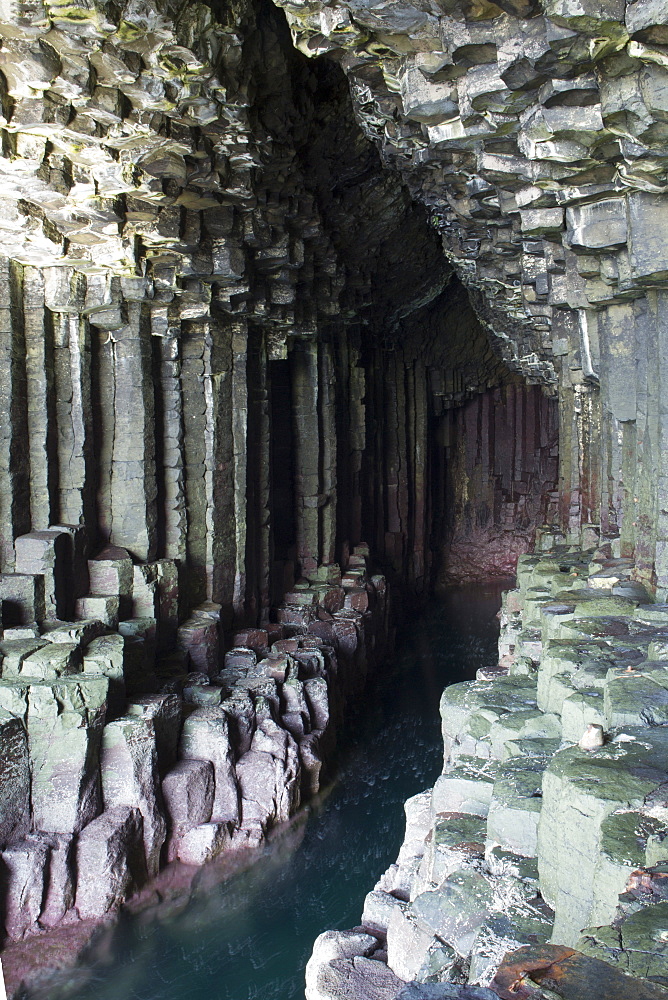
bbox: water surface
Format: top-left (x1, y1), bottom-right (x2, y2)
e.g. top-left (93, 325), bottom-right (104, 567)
top-left (36, 584), bottom-right (504, 1000)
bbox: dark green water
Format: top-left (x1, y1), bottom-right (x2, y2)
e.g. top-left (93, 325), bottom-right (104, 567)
top-left (36, 585), bottom-right (503, 1000)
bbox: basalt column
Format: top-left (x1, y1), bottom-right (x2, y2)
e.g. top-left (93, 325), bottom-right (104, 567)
top-left (437, 385), bottom-right (560, 584)
top-left (289, 338), bottom-right (338, 578)
top-left (352, 283), bottom-right (560, 591)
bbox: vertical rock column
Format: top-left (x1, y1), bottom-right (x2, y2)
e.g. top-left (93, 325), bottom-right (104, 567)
top-left (649, 290), bottom-right (668, 595)
top-left (598, 304), bottom-right (638, 558)
top-left (406, 359), bottom-right (429, 594)
top-left (362, 346), bottom-right (388, 566)
top-left (237, 322), bottom-right (271, 622)
top-left (152, 305), bottom-right (186, 565)
top-left (180, 316), bottom-right (212, 607)
top-left (383, 351), bottom-right (408, 579)
top-left (51, 310), bottom-right (95, 531)
top-left (557, 360), bottom-right (585, 543)
top-left (105, 305), bottom-right (157, 561)
top-left (332, 329), bottom-right (365, 554)
top-left (435, 384), bottom-right (560, 584)
top-left (231, 318), bottom-right (250, 621)
top-left (250, 325), bottom-right (272, 619)
top-left (348, 344), bottom-right (366, 548)
top-left (0, 257), bottom-right (30, 571)
top-left (207, 313), bottom-right (235, 620)
top-left (23, 266), bottom-right (56, 530)
top-left (318, 340), bottom-right (337, 567)
top-left (291, 339), bottom-right (320, 575)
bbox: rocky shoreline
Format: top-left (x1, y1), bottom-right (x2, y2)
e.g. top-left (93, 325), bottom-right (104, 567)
top-left (0, 540), bottom-right (390, 1000)
top-left (306, 543), bottom-right (668, 1000)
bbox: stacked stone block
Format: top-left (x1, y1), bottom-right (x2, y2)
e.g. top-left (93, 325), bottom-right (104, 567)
top-left (306, 547), bottom-right (668, 998)
top-left (0, 544), bottom-right (388, 954)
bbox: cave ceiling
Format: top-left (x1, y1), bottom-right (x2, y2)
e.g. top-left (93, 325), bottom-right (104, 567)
top-left (1, 0), bottom-right (666, 388)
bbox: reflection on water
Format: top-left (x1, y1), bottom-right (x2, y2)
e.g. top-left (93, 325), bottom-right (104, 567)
top-left (32, 585), bottom-right (505, 1000)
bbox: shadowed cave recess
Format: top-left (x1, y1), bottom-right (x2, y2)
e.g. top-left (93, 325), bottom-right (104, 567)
top-left (3, 0), bottom-right (668, 996)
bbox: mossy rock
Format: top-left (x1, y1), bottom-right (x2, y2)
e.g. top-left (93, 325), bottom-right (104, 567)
top-left (537, 668), bottom-right (578, 716)
top-left (591, 811), bottom-right (666, 927)
top-left (488, 709), bottom-right (561, 760)
top-left (538, 728), bottom-right (668, 947)
top-left (558, 590), bottom-right (642, 616)
top-left (433, 812), bottom-right (487, 851)
top-left (486, 762), bottom-right (545, 857)
top-left (440, 676), bottom-right (538, 751)
top-left (486, 847), bottom-right (540, 890)
top-left (561, 689), bottom-right (606, 742)
top-left (620, 901), bottom-right (668, 982)
top-left (605, 666), bottom-right (668, 729)
top-left (417, 813), bottom-right (488, 891)
top-left (560, 616), bottom-right (633, 640)
top-left (503, 736), bottom-right (561, 761)
top-left (634, 604), bottom-right (668, 626)
top-left (432, 758), bottom-right (502, 818)
top-left (412, 869), bottom-right (495, 955)
top-left (469, 897), bottom-right (553, 986)
top-left (414, 939), bottom-right (460, 984)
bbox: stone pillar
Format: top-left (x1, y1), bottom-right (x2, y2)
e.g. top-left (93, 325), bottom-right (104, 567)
top-left (331, 326), bottom-right (350, 552)
top-left (23, 266), bottom-right (56, 530)
top-left (243, 323), bottom-right (271, 622)
top-left (181, 316), bottom-right (211, 606)
top-left (348, 341), bottom-right (366, 548)
top-left (208, 312), bottom-right (235, 622)
top-left (318, 340), bottom-right (337, 566)
top-left (408, 359), bottom-right (428, 593)
top-left (231, 318), bottom-right (249, 619)
top-left (383, 351), bottom-right (408, 577)
top-left (291, 339), bottom-right (320, 576)
top-left (651, 290), bottom-right (668, 596)
top-left (52, 312), bottom-right (95, 531)
top-left (597, 303), bottom-right (639, 557)
top-left (257, 330), bottom-right (272, 617)
top-left (152, 305), bottom-right (186, 565)
top-left (0, 257), bottom-right (30, 571)
top-left (557, 359), bottom-right (583, 543)
top-left (364, 346), bottom-right (385, 562)
top-left (93, 325), bottom-right (115, 547)
top-left (108, 304), bottom-right (157, 562)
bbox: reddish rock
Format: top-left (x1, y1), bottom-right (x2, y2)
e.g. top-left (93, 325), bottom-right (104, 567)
top-left (491, 944), bottom-right (668, 1000)
top-left (179, 708), bottom-right (239, 825)
top-left (76, 807), bottom-right (146, 919)
top-left (162, 759), bottom-right (215, 861)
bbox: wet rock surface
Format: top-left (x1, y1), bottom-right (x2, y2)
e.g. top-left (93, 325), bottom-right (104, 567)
top-left (0, 543), bottom-right (391, 998)
top-left (3, 0), bottom-right (668, 996)
top-left (307, 549), bottom-right (668, 999)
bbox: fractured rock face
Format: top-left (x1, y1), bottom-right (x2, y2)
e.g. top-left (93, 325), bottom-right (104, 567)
top-left (538, 727), bottom-right (668, 947)
top-left (236, 717), bottom-right (301, 838)
top-left (178, 708), bottom-right (239, 827)
top-left (28, 676), bottom-right (108, 835)
top-left (0, 709), bottom-right (30, 849)
top-left (100, 716), bottom-right (166, 878)
top-left (75, 806), bottom-right (147, 919)
top-left (1, 835), bottom-right (50, 941)
top-left (162, 759), bottom-right (215, 862)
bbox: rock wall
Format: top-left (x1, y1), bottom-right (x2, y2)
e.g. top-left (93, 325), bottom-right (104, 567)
top-left (0, 541), bottom-right (392, 966)
top-left (306, 551), bottom-right (668, 999)
top-left (4, 0), bottom-right (668, 991)
top-left (436, 383), bottom-right (559, 584)
top-left (0, 0), bottom-right (557, 971)
top-left (273, 0), bottom-right (668, 597)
